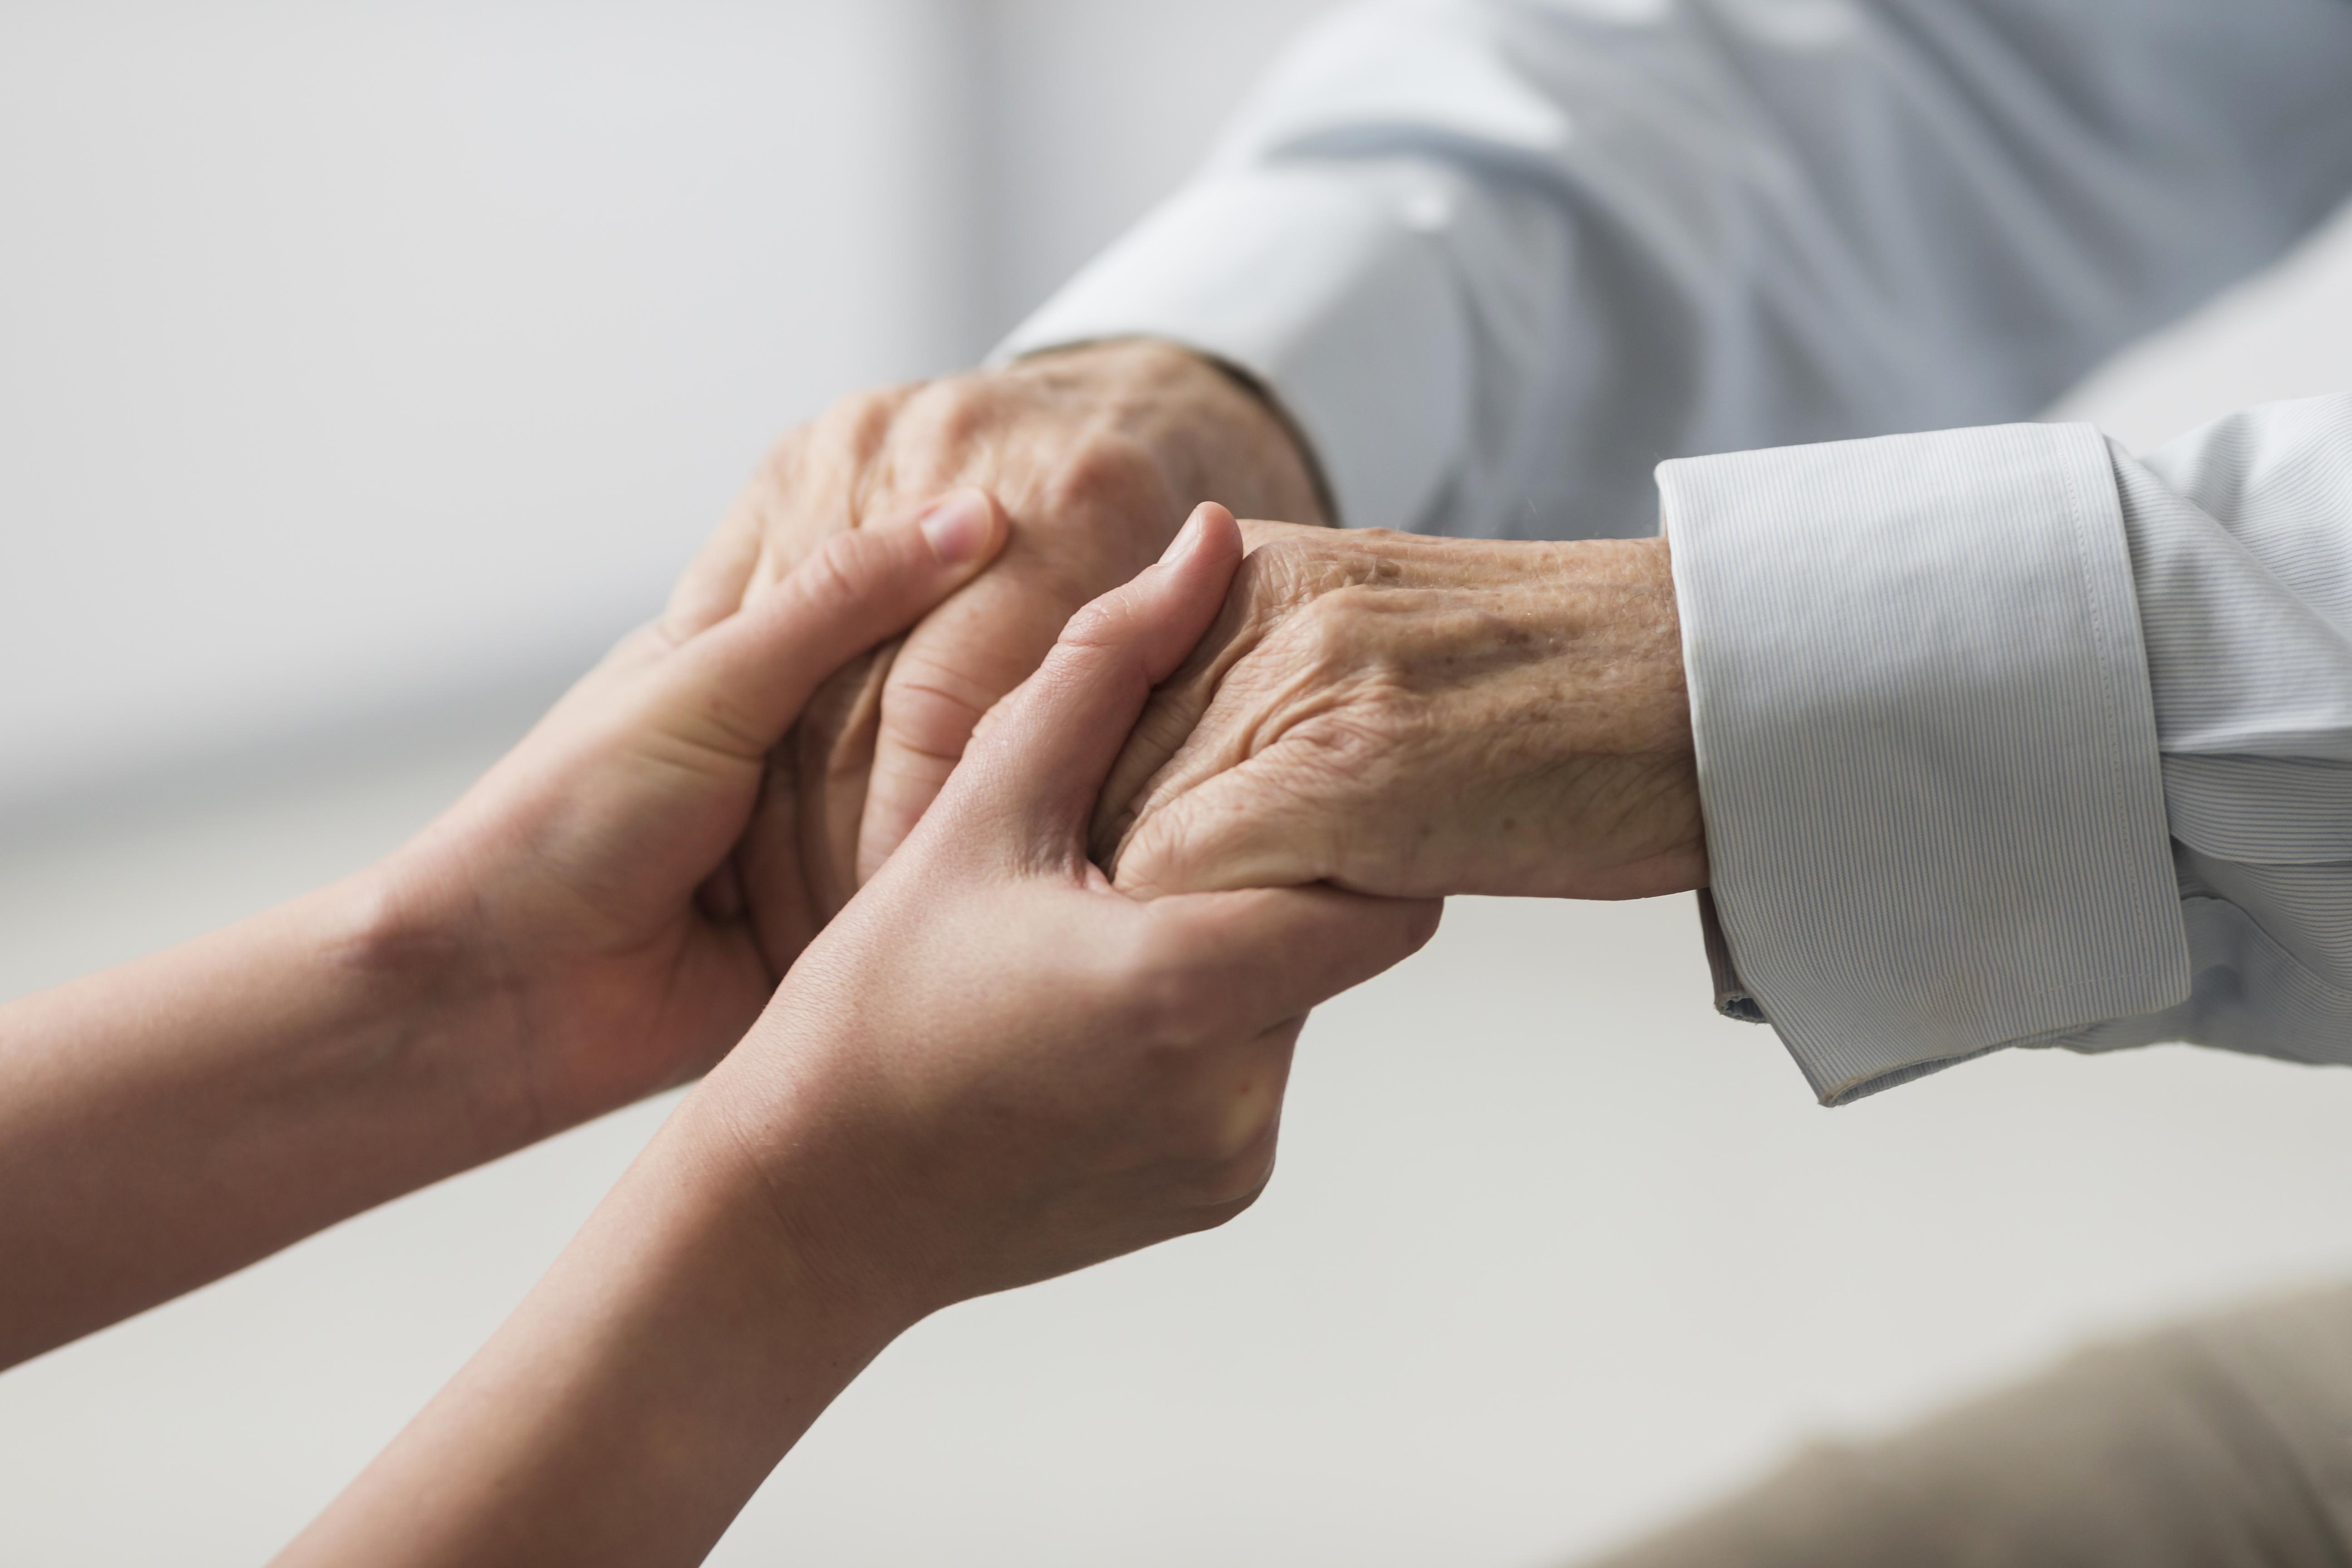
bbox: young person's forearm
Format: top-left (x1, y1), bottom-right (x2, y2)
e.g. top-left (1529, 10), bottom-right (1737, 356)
top-left (272, 503), bottom-right (1438, 1565)
top-left (0, 866), bottom-right (531, 1367)
top-left (273, 1088), bottom-right (897, 1568)
top-left (0, 504), bottom-right (1012, 1371)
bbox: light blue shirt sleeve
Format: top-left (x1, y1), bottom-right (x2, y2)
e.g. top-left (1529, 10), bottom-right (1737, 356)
top-left (995, 0), bottom-right (2352, 1100)
top-left (997, 0), bottom-right (2352, 541)
top-left (1667, 395), bottom-right (2352, 1102)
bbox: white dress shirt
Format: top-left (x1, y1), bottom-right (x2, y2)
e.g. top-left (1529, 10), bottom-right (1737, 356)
top-left (999, 0), bottom-right (2352, 1102)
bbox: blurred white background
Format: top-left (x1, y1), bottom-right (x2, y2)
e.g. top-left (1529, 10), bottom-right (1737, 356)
top-left (5, 3), bottom-right (2352, 1564)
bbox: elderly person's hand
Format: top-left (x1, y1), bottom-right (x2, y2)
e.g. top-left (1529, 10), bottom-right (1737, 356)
top-left (1092, 517), bottom-right (1708, 902)
top-left (665, 340), bottom-right (1328, 916)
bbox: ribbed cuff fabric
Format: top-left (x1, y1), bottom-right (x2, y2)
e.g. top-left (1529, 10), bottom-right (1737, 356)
top-left (992, 167), bottom-right (1470, 536)
top-left (1663, 423), bottom-right (2191, 1104)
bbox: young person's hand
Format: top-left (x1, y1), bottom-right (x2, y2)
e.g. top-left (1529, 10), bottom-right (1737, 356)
top-left (706, 503), bottom-right (1440, 1318)
top-left (279, 505), bottom-right (1441, 1568)
top-left (379, 490), bottom-right (1009, 1138)
top-left (0, 489), bottom-right (1007, 1370)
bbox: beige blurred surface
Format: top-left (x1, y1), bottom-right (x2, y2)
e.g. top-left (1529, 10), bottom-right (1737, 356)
top-left (6, 3), bottom-right (2352, 1564)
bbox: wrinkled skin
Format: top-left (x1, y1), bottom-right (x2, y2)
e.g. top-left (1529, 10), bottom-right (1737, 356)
top-left (664, 340), bottom-right (1328, 917)
top-left (1092, 522), bottom-right (1707, 903)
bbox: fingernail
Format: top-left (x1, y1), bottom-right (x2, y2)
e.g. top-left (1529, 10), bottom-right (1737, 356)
top-left (1160, 507), bottom-right (1205, 565)
top-left (920, 490), bottom-right (995, 565)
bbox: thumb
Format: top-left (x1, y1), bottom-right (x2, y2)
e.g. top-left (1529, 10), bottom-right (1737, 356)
top-left (953, 503), bottom-right (1243, 862)
top-left (649, 489), bottom-right (1006, 763)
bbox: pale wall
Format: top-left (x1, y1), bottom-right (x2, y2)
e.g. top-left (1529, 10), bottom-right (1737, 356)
top-left (0, 0), bottom-right (980, 819)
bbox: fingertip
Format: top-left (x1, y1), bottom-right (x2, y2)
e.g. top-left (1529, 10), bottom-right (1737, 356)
top-left (940, 502), bottom-right (1245, 858)
top-left (796, 488), bottom-right (1006, 611)
top-left (668, 491), bottom-right (1004, 761)
top-left (917, 487), bottom-right (1007, 569)
top-left (1160, 501), bottom-right (1242, 574)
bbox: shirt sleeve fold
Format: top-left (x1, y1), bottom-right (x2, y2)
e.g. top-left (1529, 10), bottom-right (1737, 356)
top-left (1662, 421), bottom-right (2191, 1102)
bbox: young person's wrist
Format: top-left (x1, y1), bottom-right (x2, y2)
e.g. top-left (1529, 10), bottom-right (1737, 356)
top-left (664, 1043), bottom-right (952, 1340)
top-left (273, 1084), bottom-right (913, 1568)
top-left (325, 847), bottom-right (556, 1148)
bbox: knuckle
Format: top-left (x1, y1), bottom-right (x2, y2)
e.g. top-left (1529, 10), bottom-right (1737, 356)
top-left (1284, 706), bottom-right (1407, 788)
top-left (829, 384), bottom-right (913, 446)
top-left (1047, 599), bottom-right (1152, 708)
top-left (877, 662), bottom-right (996, 764)
top-left (1293, 584), bottom-right (1383, 667)
top-left (901, 374), bottom-right (1000, 454)
top-left (1057, 596), bottom-right (1130, 651)
top-left (1227, 540), bottom-right (1319, 617)
top-left (1112, 796), bottom-right (1229, 897)
top-left (796, 532), bottom-right (879, 612)
top-left (1240, 533), bottom-right (1395, 605)
top-left (745, 387), bottom-right (915, 553)
top-left (1044, 433), bottom-right (1170, 520)
top-left (802, 387), bottom-right (907, 486)
top-left (747, 424), bottom-right (809, 500)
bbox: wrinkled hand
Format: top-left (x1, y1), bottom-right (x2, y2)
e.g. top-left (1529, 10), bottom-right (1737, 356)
top-left (665, 340), bottom-right (1328, 918)
top-left (1093, 520), bottom-right (1707, 902)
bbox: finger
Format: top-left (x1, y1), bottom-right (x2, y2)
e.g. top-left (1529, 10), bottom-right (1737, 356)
top-left (1149, 883), bottom-right (1444, 1029)
top-left (793, 640), bottom-right (898, 921)
top-left (1088, 521), bottom-right (1436, 863)
top-left (1088, 585), bottom-right (1269, 865)
top-left (952, 503), bottom-right (1243, 855)
top-left (1089, 647), bottom-right (1268, 872)
top-left (853, 565), bottom-right (1079, 884)
top-left (731, 742), bottom-right (821, 974)
top-left (652, 489), bottom-right (1007, 763)
top-left (1112, 757), bottom-right (1350, 898)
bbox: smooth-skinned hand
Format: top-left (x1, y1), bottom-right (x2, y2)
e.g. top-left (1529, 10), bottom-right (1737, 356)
top-left (280, 504), bottom-right (1442, 1568)
top-left (1092, 521), bottom-right (1708, 905)
top-left (377, 490), bottom-right (1008, 1137)
top-left (703, 503), bottom-right (1440, 1318)
top-left (663, 339), bottom-right (1327, 919)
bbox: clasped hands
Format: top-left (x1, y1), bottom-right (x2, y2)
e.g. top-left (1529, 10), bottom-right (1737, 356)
top-left (701, 339), bottom-right (1707, 927)
top-left (267, 341), bottom-right (1706, 1563)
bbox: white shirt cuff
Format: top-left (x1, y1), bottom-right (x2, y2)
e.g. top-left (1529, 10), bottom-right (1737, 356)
top-left (992, 167), bottom-right (1470, 535)
top-left (1661, 422), bottom-right (2192, 1104)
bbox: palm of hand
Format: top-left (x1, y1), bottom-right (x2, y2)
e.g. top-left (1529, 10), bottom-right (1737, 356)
top-left (398, 629), bottom-right (810, 1131)
top-left (390, 502), bottom-right (1006, 1138)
